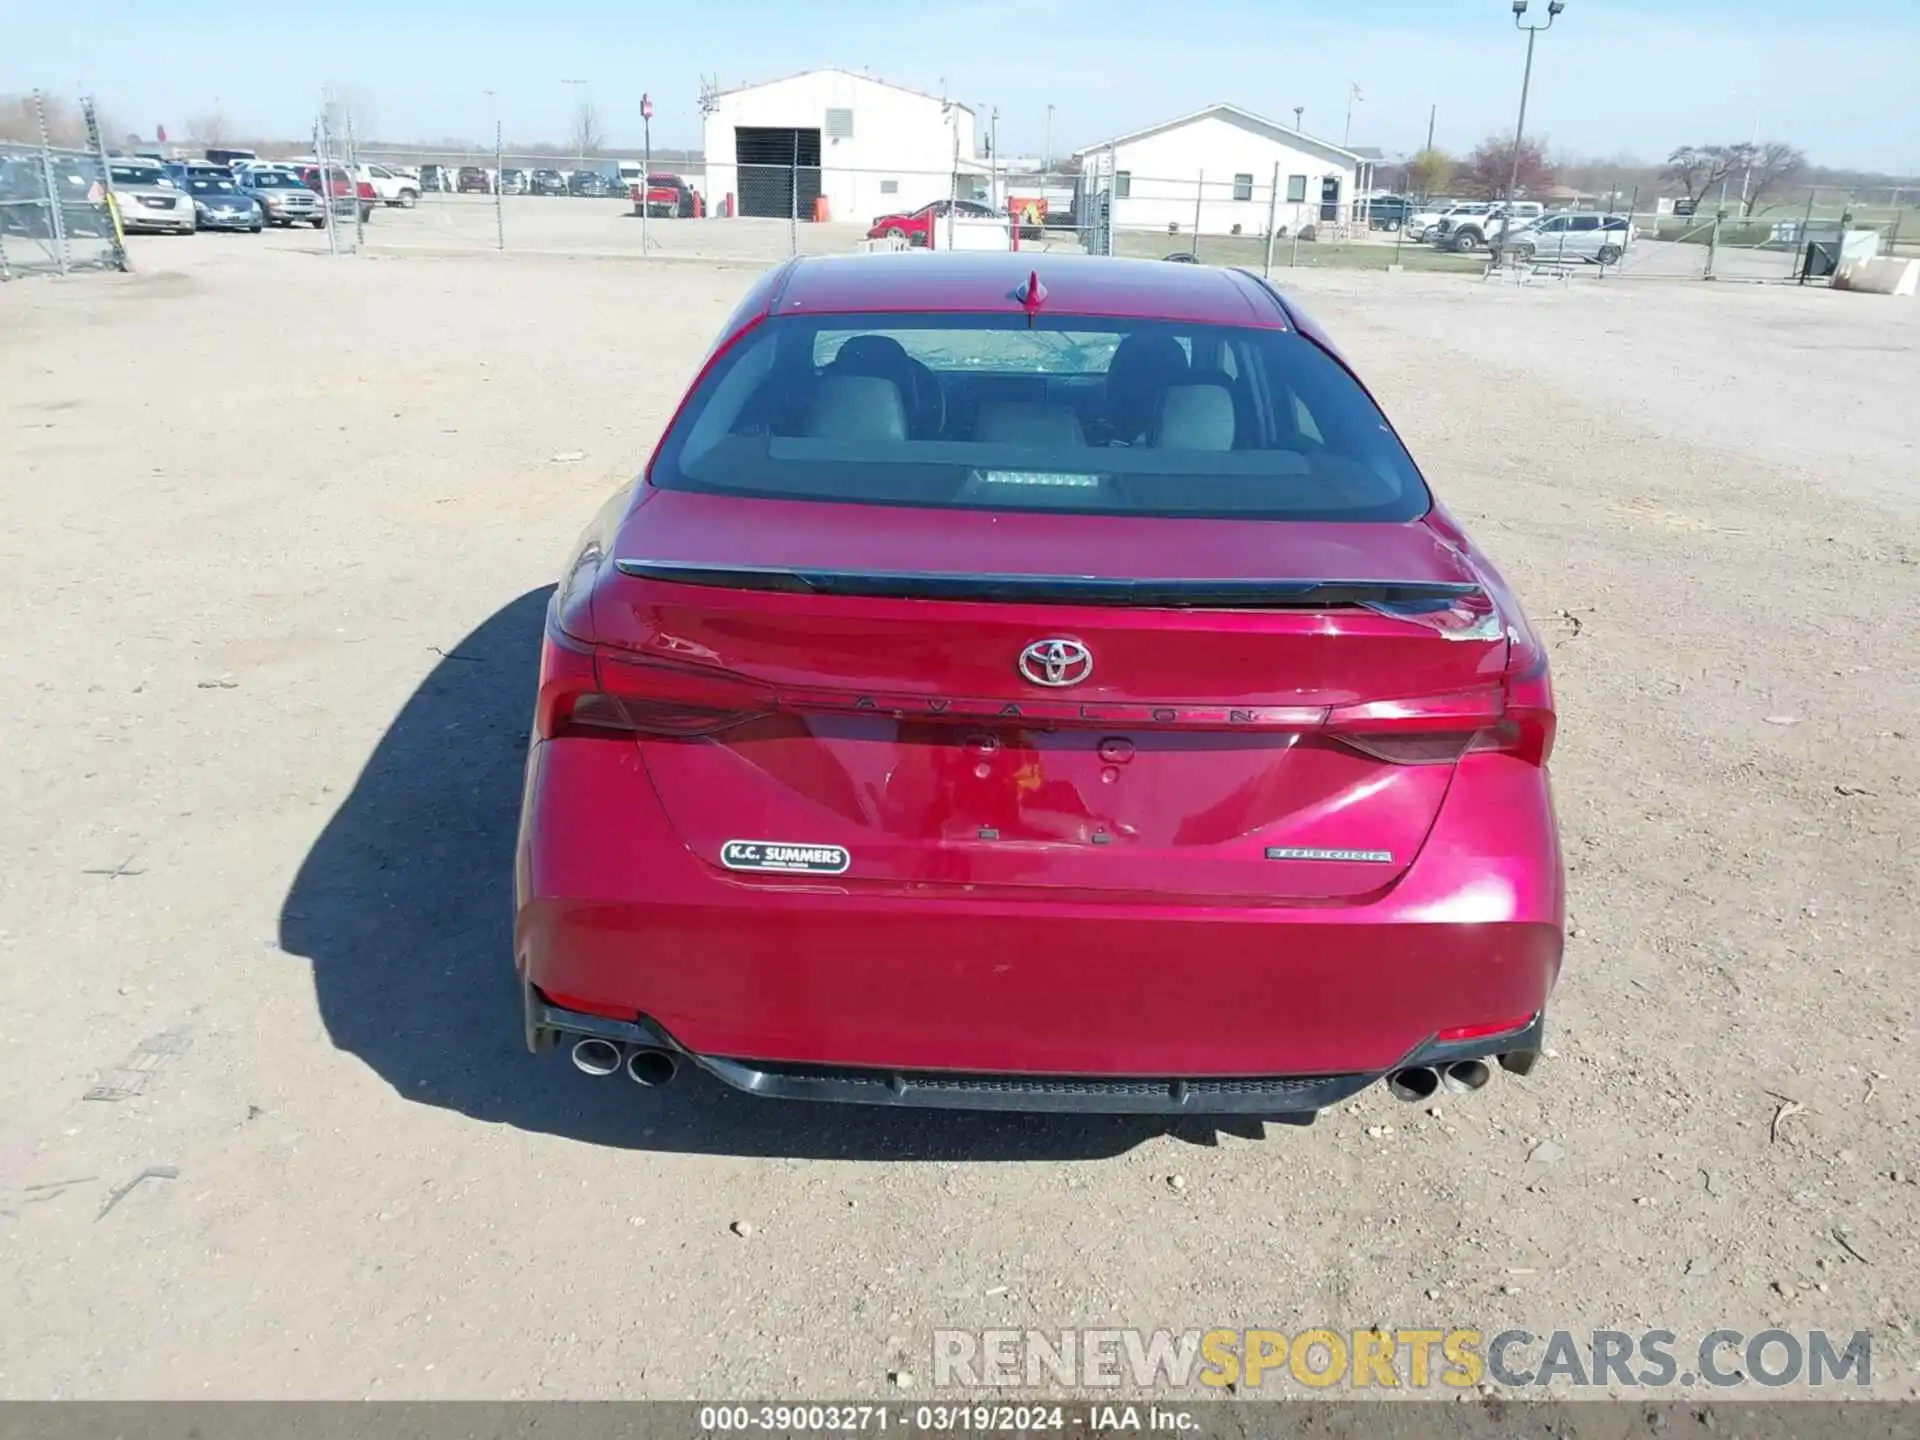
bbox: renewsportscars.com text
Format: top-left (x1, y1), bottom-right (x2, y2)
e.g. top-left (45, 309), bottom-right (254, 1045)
top-left (933, 1328), bottom-right (1873, 1391)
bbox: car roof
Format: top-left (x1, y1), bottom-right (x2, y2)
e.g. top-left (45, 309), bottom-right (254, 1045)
top-left (770, 252), bottom-right (1290, 329)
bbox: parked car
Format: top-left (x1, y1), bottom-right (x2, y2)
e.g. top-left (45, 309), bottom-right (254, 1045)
top-left (296, 163), bottom-right (376, 224)
top-left (517, 251), bottom-right (1562, 1117)
top-left (239, 168), bottom-right (324, 227)
top-left (203, 147), bottom-right (259, 170)
top-left (165, 160), bottom-right (234, 190)
top-left (636, 172), bottom-right (699, 217)
top-left (183, 172), bottom-right (263, 232)
top-left (528, 168), bottom-right (568, 196)
top-left (1491, 212), bottom-right (1635, 266)
top-left (498, 168), bottom-right (529, 195)
top-left (358, 163), bottom-right (420, 208)
top-left (567, 169), bottom-right (617, 198)
top-left (107, 159), bottom-right (195, 234)
top-left (1363, 194), bottom-right (1418, 232)
top-left (866, 197), bottom-right (1000, 247)
top-left (418, 164), bottom-right (455, 193)
top-left (456, 166), bottom-right (493, 194)
top-left (1430, 201), bottom-right (1544, 253)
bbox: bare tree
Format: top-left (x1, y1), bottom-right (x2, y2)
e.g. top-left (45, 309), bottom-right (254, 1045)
top-left (1662, 144), bottom-right (1736, 209)
top-left (186, 109), bottom-right (230, 145)
top-left (1742, 141), bottom-right (1807, 215)
top-left (569, 100), bottom-right (604, 159)
top-left (0, 92), bottom-right (115, 147)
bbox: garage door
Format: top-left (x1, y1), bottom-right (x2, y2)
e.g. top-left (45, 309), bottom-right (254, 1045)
top-left (734, 127), bottom-right (822, 219)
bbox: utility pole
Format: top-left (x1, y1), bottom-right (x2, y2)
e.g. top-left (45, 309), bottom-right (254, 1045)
top-left (990, 105), bottom-right (1000, 209)
top-left (1425, 103), bottom-right (1436, 154)
top-left (1044, 103), bottom-right (1054, 177)
top-left (1343, 83), bottom-right (1362, 148)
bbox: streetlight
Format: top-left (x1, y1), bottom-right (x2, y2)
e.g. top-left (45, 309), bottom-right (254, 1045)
top-left (1292, 106), bottom-right (1304, 132)
top-left (1504, 0), bottom-right (1564, 234)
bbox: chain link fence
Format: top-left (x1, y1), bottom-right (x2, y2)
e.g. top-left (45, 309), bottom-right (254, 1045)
top-left (1588, 185), bottom-right (1916, 284)
top-left (0, 95), bottom-right (128, 280)
top-left (301, 153), bottom-right (1481, 278)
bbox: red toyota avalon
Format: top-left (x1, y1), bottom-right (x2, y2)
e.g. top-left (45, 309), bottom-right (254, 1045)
top-left (516, 252), bottom-right (1563, 1117)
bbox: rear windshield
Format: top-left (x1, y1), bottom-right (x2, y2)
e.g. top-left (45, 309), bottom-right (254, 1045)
top-left (649, 313), bottom-right (1428, 521)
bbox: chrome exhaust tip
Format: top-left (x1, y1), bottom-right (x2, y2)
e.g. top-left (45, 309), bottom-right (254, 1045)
top-left (626, 1047), bottom-right (679, 1088)
top-left (570, 1037), bottom-right (623, 1077)
top-left (1385, 1066), bottom-right (1441, 1103)
top-left (1441, 1059), bottom-right (1492, 1094)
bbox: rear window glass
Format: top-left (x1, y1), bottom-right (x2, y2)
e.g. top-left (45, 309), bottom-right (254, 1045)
top-left (649, 313), bottom-right (1428, 521)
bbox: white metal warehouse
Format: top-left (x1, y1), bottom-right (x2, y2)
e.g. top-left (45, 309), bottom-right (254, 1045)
top-left (700, 68), bottom-right (978, 226)
top-left (1075, 104), bottom-right (1369, 238)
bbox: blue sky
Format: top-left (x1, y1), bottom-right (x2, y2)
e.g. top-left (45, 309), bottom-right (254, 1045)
top-left (11, 0), bottom-right (1918, 170)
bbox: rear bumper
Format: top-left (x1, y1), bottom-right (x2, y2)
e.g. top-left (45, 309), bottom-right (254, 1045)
top-left (516, 738), bottom-right (1564, 1099)
top-left (527, 986), bottom-right (1546, 1115)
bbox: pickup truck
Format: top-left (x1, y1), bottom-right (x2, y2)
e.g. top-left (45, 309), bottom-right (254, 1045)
top-left (633, 172), bottom-right (700, 217)
top-left (1362, 195), bottom-right (1418, 232)
top-left (1428, 201), bottom-right (1544, 252)
top-left (296, 163), bottom-right (377, 224)
top-left (356, 164), bottom-right (420, 208)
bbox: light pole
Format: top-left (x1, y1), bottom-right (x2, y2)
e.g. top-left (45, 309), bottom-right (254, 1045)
top-left (1044, 103), bottom-right (1054, 177)
top-left (1292, 106), bottom-right (1304, 133)
top-left (562, 78), bottom-right (589, 172)
top-left (1504, 0), bottom-right (1564, 234)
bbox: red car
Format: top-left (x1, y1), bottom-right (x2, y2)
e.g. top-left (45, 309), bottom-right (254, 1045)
top-left (517, 252), bottom-right (1563, 1116)
top-left (867, 197), bottom-right (1000, 247)
top-left (636, 173), bottom-right (700, 217)
top-left (296, 164), bottom-right (376, 224)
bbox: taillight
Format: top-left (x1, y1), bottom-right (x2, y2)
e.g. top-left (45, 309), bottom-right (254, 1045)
top-left (1325, 621), bottom-right (1557, 768)
top-left (1326, 688), bottom-right (1505, 766)
top-left (1501, 624), bottom-right (1557, 766)
top-left (535, 622), bottom-right (774, 740)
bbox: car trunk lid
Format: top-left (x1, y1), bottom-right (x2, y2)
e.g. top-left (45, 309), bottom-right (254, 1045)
top-left (580, 491), bottom-right (1508, 903)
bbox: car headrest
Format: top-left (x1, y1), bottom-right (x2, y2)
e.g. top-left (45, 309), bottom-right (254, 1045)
top-left (803, 375), bottom-right (907, 443)
top-left (1151, 383), bottom-right (1237, 451)
top-left (1105, 333), bottom-right (1190, 421)
top-left (832, 335), bottom-right (914, 376)
top-left (973, 401), bottom-right (1086, 447)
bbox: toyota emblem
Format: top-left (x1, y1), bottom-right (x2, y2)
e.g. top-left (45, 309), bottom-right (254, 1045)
top-left (1018, 638), bottom-right (1094, 688)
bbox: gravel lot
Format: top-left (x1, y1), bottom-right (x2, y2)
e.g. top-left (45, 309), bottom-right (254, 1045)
top-left (1, 228), bottom-right (1915, 1400)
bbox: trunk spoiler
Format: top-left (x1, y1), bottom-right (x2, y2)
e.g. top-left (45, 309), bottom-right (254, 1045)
top-left (613, 560), bottom-right (1481, 614)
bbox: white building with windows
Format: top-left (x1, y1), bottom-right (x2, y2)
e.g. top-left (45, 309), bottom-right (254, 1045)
top-left (701, 68), bottom-right (977, 226)
top-left (1074, 103), bottom-right (1369, 239)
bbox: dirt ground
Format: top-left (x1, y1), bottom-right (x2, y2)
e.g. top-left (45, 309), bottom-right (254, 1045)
top-left (0, 229), bottom-right (1915, 1401)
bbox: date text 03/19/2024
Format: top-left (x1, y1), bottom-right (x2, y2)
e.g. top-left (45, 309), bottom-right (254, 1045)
top-left (697, 1404), bottom-right (1197, 1432)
